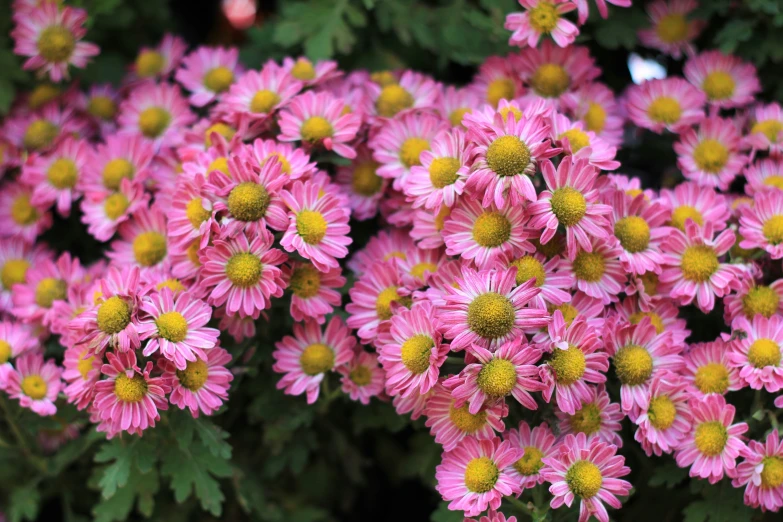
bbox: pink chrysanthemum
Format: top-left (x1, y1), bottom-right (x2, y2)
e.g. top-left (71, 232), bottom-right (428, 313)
top-left (160, 346), bottom-right (232, 418)
top-left (682, 339), bottom-right (743, 398)
top-left (674, 117), bottom-right (747, 190)
top-left (625, 78), bottom-right (706, 134)
top-left (61, 344), bottom-right (101, 410)
top-left (605, 191), bottom-right (669, 275)
top-left (724, 277), bottom-right (783, 326)
top-left (4, 102), bottom-right (88, 153)
top-left (21, 136), bottom-right (89, 216)
top-left (174, 46), bottom-right (240, 107)
top-left (675, 394), bottom-right (748, 484)
top-left (12, 252), bottom-right (83, 326)
top-left (132, 34), bottom-right (187, 80)
top-left (562, 83), bottom-right (624, 147)
top-left (744, 103), bottom-right (783, 156)
top-left (739, 190), bottom-right (783, 259)
top-left (504, 421), bottom-right (557, 490)
top-left (574, 0), bottom-right (631, 24)
top-left (732, 430), bottom-right (783, 512)
top-left (506, 252), bottom-right (573, 309)
top-left (247, 137), bottom-right (317, 182)
top-left (405, 128), bottom-right (469, 210)
top-left (107, 204), bottom-right (169, 269)
top-left (505, 0), bottom-right (579, 49)
top-left (564, 239), bottom-right (625, 304)
top-left (5, 352), bottom-right (61, 416)
top-left (745, 158), bottom-right (783, 196)
top-left (0, 238), bottom-right (50, 313)
top-left (117, 82), bottom-right (195, 149)
top-left (334, 146), bottom-right (388, 221)
top-left (282, 57), bottom-right (341, 86)
top-left (282, 261), bottom-right (345, 325)
top-left (470, 56), bottom-right (524, 108)
top-left (368, 70), bottom-right (441, 119)
top-left (346, 261), bottom-right (408, 344)
top-left (684, 50), bottom-right (760, 109)
top-left (516, 41), bottom-right (600, 106)
top-left (632, 372), bottom-right (693, 456)
top-left (728, 315), bottom-right (783, 393)
top-left (548, 112), bottom-right (619, 171)
top-left (81, 179), bottom-right (149, 242)
top-left (659, 181), bottom-right (730, 232)
top-left (465, 509), bottom-right (518, 522)
top-left (0, 183), bottom-right (53, 243)
top-left (638, 0), bottom-right (705, 59)
top-left (166, 173), bottom-right (212, 251)
top-left (217, 60), bottom-right (302, 123)
top-left (612, 296), bottom-right (691, 348)
top-left (555, 384), bottom-right (624, 448)
top-left (0, 321), bottom-right (38, 368)
top-left (82, 133), bottom-right (154, 196)
top-left (439, 86), bottom-right (482, 128)
top-left (337, 350), bottom-right (385, 405)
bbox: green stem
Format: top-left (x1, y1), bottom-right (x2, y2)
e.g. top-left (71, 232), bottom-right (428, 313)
top-left (0, 395), bottom-right (47, 474)
top-left (506, 495), bottom-right (534, 517)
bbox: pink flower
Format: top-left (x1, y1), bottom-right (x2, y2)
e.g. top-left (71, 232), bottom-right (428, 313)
top-left (605, 191), bottom-right (670, 275)
top-left (404, 128), bottom-right (469, 211)
top-left (282, 56), bottom-right (341, 86)
top-left (723, 277), bottom-right (783, 326)
top-left (346, 261), bottom-right (407, 344)
top-left (5, 352), bottom-right (61, 416)
top-left (368, 70), bottom-right (441, 119)
top-left (562, 82), bottom-right (624, 147)
top-left (574, 0), bottom-right (631, 24)
top-left (728, 315), bottom-right (783, 393)
top-left (217, 60), bottom-right (302, 123)
top-left (516, 41), bottom-right (600, 105)
top-left (470, 56), bottom-right (524, 108)
top-left (337, 350), bottom-right (385, 404)
top-left (631, 372), bottom-right (693, 456)
top-left (108, 204), bottom-right (169, 269)
top-left (505, 0), bottom-right (579, 49)
top-left (0, 238), bottom-right (51, 313)
top-left (334, 146), bottom-right (388, 221)
top-left (638, 0), bottom-right (705, 59)
top-left (504, 421), bottom-right (557, 490)
top-left (674, 117), bottom-right (748, 190)
top-left (175, 46), bottom-right (240, 107)
top-left (739, 190), bottom-right (783, 259)
top-left (161, 347), bottom-right (233, 417)
top-left (625, 78), bottom-right (706, 134)
top-left (732, 431), bottom-right (783, 512)
top-left (11, 251), bottom-right (83, 326)
top-left (682, 339), bottom-right (743, 398)
top-left (744, 158), bottom-right (783, 196)
top-left (744, 103), bottom-right (783, 156)
top-left (564, 239), bottom-right (626, 304)
top-left (282, 261), bottom-right (345, 325)
top-left (684, 50), bottom-right (760, 109)
top-left (555, 384), bottom-right (623, 448)
top-left (117, 82), bottom-right (195, 149)
top-left (548, 112), bottom-right (620, 170)
top-left (659, 181), bottom-right (730, 232)
top-left (506, 252), bottom-right (574, 309)
top-left (61, 344), bottom-right (101, 410)
top-left (0, 183), bottom-right (53, 243)
top-left (132, 34), bottom-right (187, 80)
top-left (21, 136), bottom-right (90, 217)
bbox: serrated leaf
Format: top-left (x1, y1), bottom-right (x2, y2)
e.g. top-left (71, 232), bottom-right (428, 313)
top-left (160, 441), bottom-right (233, 517)
top-left (94, 437), bottom-right (158, 498)
top-left (92, 468), bottom-right (160, 522)
top-left (430, 501), bottom-right (463, 522)
top-left (714, 19), bottom-right (756, 53)
top-left (8, 483), bottom-right (40, 522)
top-left (648, 459), bottom-right (687, 489)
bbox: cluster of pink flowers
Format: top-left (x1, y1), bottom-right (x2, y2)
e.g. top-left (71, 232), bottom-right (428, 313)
top-left (2, 0), bottom-right (783, 519)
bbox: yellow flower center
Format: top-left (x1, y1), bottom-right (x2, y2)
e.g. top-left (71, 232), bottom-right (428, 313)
top-left (702, 71), bottom-right (735, 101)
top-left (37, 25), bottom-right (75, 63)
top-left (584, 103), bottom-right (607, 133)
top-left (428, 157), bottom-right (461, 188)
top-left (399, 137), bottom-right (430, 169)
top-left (299, 343), bottom-right (334, 375)
top-left (752, 120), bottom-right (783, 143)
top-left (136, 50), bottom-right (165, 78)
top-left (132, 231), bottom-right (167, 267)
top-left (764, 175), bottom-right (783, 190)
top-left (187, 241), bottom-right (201, 266)
top-left (694, 362), bottom-right (729, 395)
top-left (300, 116), bottom-right (333, 143)
top-left (655, 13), bottom-right (688, 43)
top-left (35, 277), bottom-right (66, 308)
top-left (0, 340), bottom-right (10, 364)
top-left (156, 311), bottom-right (188, 343)
top-left (761, 457), bottom-right (783, 489)
top-left (376, 84), bottom-right (414, 118)
top-left (464, 457), bottom-right (499, 493)
top-left (102, 158), bottom-right (135, 191)
top-left (648, 395), bottom-right (677, 430)
top-left (572, 251), bottom-right (605, 282)
top-left (448, 402), bottom-right (487, 433)
top-left (472, 211), bottom-right (512, 248)
top-left (647, 96), bottom-right (682, 125)
top-left (225, 252), bottom-right (263, 288)
top-left (531, 64), bottom-right (570, 98)
top-left (748, 338), bottom-right (781, 368)
top-left (97, 296), bottom-right (132, 334)
top-left (486, 135), bottom-right (531, 177)
top-left (296, 210), bottom-right (328, 245)
top-left (550, 345), bottom-right (586, 385)
top-left (400, 334), bottom-right (435, 375)
top-left (290, 59), bottom-right (316, 81)
top-left (614, 216), bottom-right (651, 253)
top-left (262, 152), bottom-right (291, 175)
top-left (515, 446), bottom-right (545, 476)
top-left (11, 194), bottom-right (39, 226)
top-left (640, 271), bottom-right (660, 296)
top-left (227, 182), bottom-right (269, 222)
top-left (566, 461), bottom-right (603, 499)
top-left (410, 262), bottom-right (437, 279)
top-left (23, 119), bottom-right (59, 150)
top-left (28, 84), bottom-right (60, 109)
top-left (680, 245), bottom-right (718, 283)
top-left (693, 139), bottom-right (729, 173)
top-left (204, 123), bottom-right (235, 147)
top-left (629, 311), bottom-right (665, 335)
top-left (47, 158), bottom-right (78, 189)
top-left (21, 375), bottom-right (48, 400)
top-left (156, 279), bottom-right (186, 293)
top-left (371, 70), bottom-right (397, 86)
top-left (570, 402), bottom-right (602, 435)
top-left (88, 95), bottom-right (117, 120)
top-left (742, 286), bottom-right (780, 319)
top-left (551, 187), bottom-right (587, 227)
top-left (104, 193), bottom-right (130, 221)
top-left (208, 157), bottom-right (230, 177)
top-left (551, 303), bottom-right (579, 327)
top-left (203, 67), bottom-right (234, 93)
top-left (763, 215), bottom-right (783, 245)
top-left (114, 373), bottom-right (148, 403)
top-left (434, 205), bottom-right (451, 232)
top-left (250, 89), bottom-right (280, 114)
top-left (529, 2), bottom-right (560, 33)
top-left (449, 107), bottom-right (472, 127)
top-left (138, 107), bottom-right (171, 138)
top-left (694, 421), bottom-right (728, 457)
top-left (477, 358), bottom-right (517, 397)
top-left (77, 353), bottom-right (94, 380)
top-left (349, 365), bottom-right (372, 385)
top-left (376, 286), bottom-right (411, 320)
top-left (510, 255), bottom-right (546, 287)
top-left (560, 129), bottom-right (590, 153)
top-left (499, 105), bottom-right (523, 123)
top-left (614, 344), bottom-right (654, 386)
top-left (289, 264), bottom-right (321, 298)
top-left (352, 160), bottom-right (383, 196)
top-left (185, 197), bottom-right (210, 229)
top-left (176, 359), bottom-right (209, 391)
top-left (670, 205), bottom-right (703, 231)
top-left (487, 78), bottom-right (516, 107)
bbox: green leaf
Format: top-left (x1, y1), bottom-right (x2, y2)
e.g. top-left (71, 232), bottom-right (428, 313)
top-left (714, 19), bottom-right (756, 53)
top-left (94, 437), bottom-right (158, 499)
top-left (682, 480), bottom-right (755, 522)
top-left (430, 501), bottom-right (463, 522)
top-left (648, 459), bottom-right (688, 489)
top-left (92, 468), bottom-right (160, 522)
top-left (8, 483), bottom-right (40, 522)
top-left (160, 440), bottom-right (233, 517)
top-left (590, 9), bottom-right (648, 50)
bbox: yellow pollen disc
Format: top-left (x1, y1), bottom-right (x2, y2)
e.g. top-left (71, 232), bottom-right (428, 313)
top-left (21, 375), bottom-right (48, 400)
top-left (349, 365), bottom-right (372, 385)
top-left (566, 461), bottom-right (603, 498)
top-left (614, 216), bottom-right (651, 253)
top-left (486, 135), bottom-right (531, 177)
top-left (647, 395), bottom-right (677, 430)
top-left (185, 197), bottom-right (210, 229)
top-left (0, 340), bottom-right (10, 364)
top-left (250, 89), bottom-right (281, 114)
top-left (37, 25), bottom-right (75, 63)
top-left (429, 157), bottom-right (461, 188)
top-left (531, 64), bottom-right (570, 98)
top-left (23, 119), bottom-right (59, 150)
top-left (114, 373), bottom-right (148, 403)
top-left (761, 457), bottom-right (783, 489)
top-left (136, 50), bottom-right (165, 78)
top-left (11, 194), bottom-right (39, 226)
top-left (88, 95), bottom-right (117, 120)
top-left (626, 189), bottom-right (643, 198)
top-left (499, 105), bottom-right (523, 123)
top-left (551, 303), bottom-right (579, 327)
top-left (138, 107), bottom-right (171, 138)
top-left (742, 286), bottom-right (780, 319)
top-left (352, 160), bottom-right (383, 196)
top-left (383, 251), bottom-right (407, 262)
top-left (156, 311), bottom-right (188, 343)
top-left (693, 139), bottom-right (729, 173)
top-left (262, 152), bottom-right (291, 175)
top-left (477, 358), bottom-right (517, 397)
top-left (584, 102), bottom-right (607, 133)
top-left (35, 277), bottom-right (66, 308)
top-left (656, 13), bottom-right (688, 43)
top-left (376, 286), bottom-right (407, 320)
top-left (97, 296), bottom-right (132, 334)
top-left (376, 84), bottom-right (414, 117)
top-left (573, 251), bottom-right (605, 282)
top-left (629, 311), bottom-right (665, 335)
top-left (176, 359), bottom-right (209, 391)
top-left (448, 402), bottom-right (487, 433)
top-left (640, 271), bottom-right (660, 296)
top-left (132, 231), bottom-right (167, 267)
top-left (467, 292), bottom-right (515, 340)
top-left (410, 262), bottom-right (437, 279)
top-left (204, 123), bottom-right (236, 147)
top-left (400, 137), bottom-right (430, 169)
top-left (296, 210), bottom-right (328, 245)
top-left (747, 338), bottom-right (781, 368)
top-left (560, 129), bottom-right (590, 153)
top-left (551, 187), bottom-right (587, 227)
top-left (535, 236), bottom-right (565, 258)
top-left (670, 205), bottom-right (703, 231)
top-left (550, 345), bottom-right (586, 385)
top-left (464, 456), bottom-right (499, 493)
top-left (289, 264), bottom-right (321, 298)
top-left (29, 84), bottom-right (60, 109)
top-left (77, 353), bottom-right (94, 380)
top-left (225, 252), bottom-right (263, 288)
top-left (207, 157), bottom-right (229, 177)
top-left (680, 245), bottom-right (718, 283)
top-left (694, 362), bottom-right (729, 394)
top-left (299, 343), bottom-right (334, 375)
top-left (472, 211), bottom-right (512, 248)
top-left (529, 2), bottom-right (560, 33)
top-left (104, 193), bottom-right (130, 220)
top-left (694, 421), bottom-right (728, 457)
top-left (1, 259), bottom-right (30, 290)
top-left (291, 59), bottom-right (315, 81)
top-left (614, 344), bottom-right (654, 386)
top-left (47, 158), bottom-right (78, 189)
top-left (515, 446), bottom-right (545, 476)
top-left (301, 116), bottom-right (334, 143)
top-left (434, 205), bottom-right (451, 232)
top-left (156, 278), bottom-right (186, 293)
top-left (487, 78), bottom-right (516, 107)
top-left (102, 158), bottom-right (135, 191)
top-left (763, 215), bottom-right (783, 245)
top-left (371, 70), bottom-right (397, 86)
top-left (702, 71), bottom-right (735, 101)
top-left (647, 96), bottom-right (682, 125)
top-left (449, 107), bottom-right (472, 127)
top-left (510, 255), bottom-right (546, 287)
top-left (203, 67), bottom-right (234, 93)
top-left (187, 241), bottom-right (201, 266)
top-left (400, 333), bottom-right (435, 375)
top-left (228, 182), bottom-right (269, 222)
top-left (764, 175), bottom-right (783, 190)
top-left (569, 402), bottom-right (602, 435)
top-left (752, 120), bottom-right (783, 143)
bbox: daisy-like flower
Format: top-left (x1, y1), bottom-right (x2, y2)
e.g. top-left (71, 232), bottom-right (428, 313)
top-left (346, 261), bottom-right (409, 344)
top-left (107, 205), bottom-right (169, 269)
top-left (441, 266), bottom-right (549, 352)
top-left (739, 190), bottom-right (783, 259)
top-left (348, 229), bottom-right (415, 275)
top-left (81, 179), bottom-right (149, 242)
top-left (683, 339), bottom-right (743, 398)
top-left (0, 321), bottom-right (38, 369)
top-left (505, 0), bottom-right (579, 49)
top-left (334, 146), bottom-right (388, 221)
top-left (12, 252), bottom-right (83, 326)
top-left (541, 433), bottom-right (631, 522)
top-left (745, 103), bottom-right (783, 156)
top-left (369, 70), bottom-right (440, 118)
top-left (613, 296), bottom-right (691, 348)
top-left (283, 57), bottom-right (341, 86)
top-left (516, 41), bottom-right (600, 106)
top-left (606, 191), bottom-right (669, 275)
top-left (377, 300), bottom-right (448, 397)
top-left (83, 133), bottom-right (154, 196)
top-left (660, 221), bottom-right (743, 312)
top-left (166, 173), bottom-right (212, 251)
top-left (0, 183), bottom-right (53, 243)
top-left (161, 346), bottom-right (232, 418)
top-left (675, 394), bottom-right (748, 484)
top-left (539, 311), bottom-right (609, 415)
top-left (5, 353), bottom-right (61, 416)
top-left (574, 0), bottom-right (631, 24)
top-left (217, 60), bottom-right (302, 122)
top-left (745, 159), bottom-right (783, 196)
top-left (278, 90), bottom-right (361, 159)
top-left (504, 421), bottom-right (557, 490)
top-left (132, 34), bottom-right (187, 80)
top-left (175, 46), bottom-right (239, 107)
top-left (556, 384), bottom-right (623, 448)
top-left (280, 181), bottom-right (352, 272)
top-left (136, 288), bottom-right (220, 370)
top-left (528, 156), bottom-right (611, 260)
top-left (425, 380), bottom-right (508, 451)
top-left (470, 56), bottom-right (524, 108)
top-left (0, 239), bottom-right (50, 313)
top-left (442, 198), bottom-right (532, 270)
top-left (117, 82), bottom-right (195, 149)
top-left (200, 230), bottom-right (286, 318)
top-left (548, 112), bottom-right (620, 171)
top-left (563, 83), bottom-right (624, 147)
top-left (684, 51), bottom-right (760, 109)
top-left (506, 252), bottom-right (573, 309)
top-left (92, 350), bottom-right (169, 436)
top-left (11, 2), bottom-right (99, 81)
top-left (405, 128), bottom-right (469, 210)
top-left (447, 338), bottom-right (545, 414)
top-left (674, 117), bottom-right (747, 190)
top-left (4, 102), bottom-right (87, 153)
top-left (337, 350), bottom-right (385, 405)
top-left (625, 78), bottom-right (706, 134)
top-left (565, 239), bottom-right (625, 304)
top-left (466, 112), bottom-right (559, 208)
top-left (660, 181), bottom-right (730, 232)
top-left (465, 510), bottom-right (518, 522)
top-left (728, 315), bottom-right (783, 393)
top-left (21, 136), bottom-right (90, 216)
top-left (632, 372), bottom-right (693, 457)
top-left (439, 86), bottom-right (482, 128)
top-left (248, 137), bottom-right (317, 182)
top-left (435, 436), bottom-right (523, 516)
top-left (282, 261), bottom-right (344, 324)
top-left (724, 277), bottom-right (783, 325)
top-left (638, 0), bottom-right (705, 59)
top-left (61, 344), bottom-right (101, 410)
top-left (732, 431), bottom-right (783, 512)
